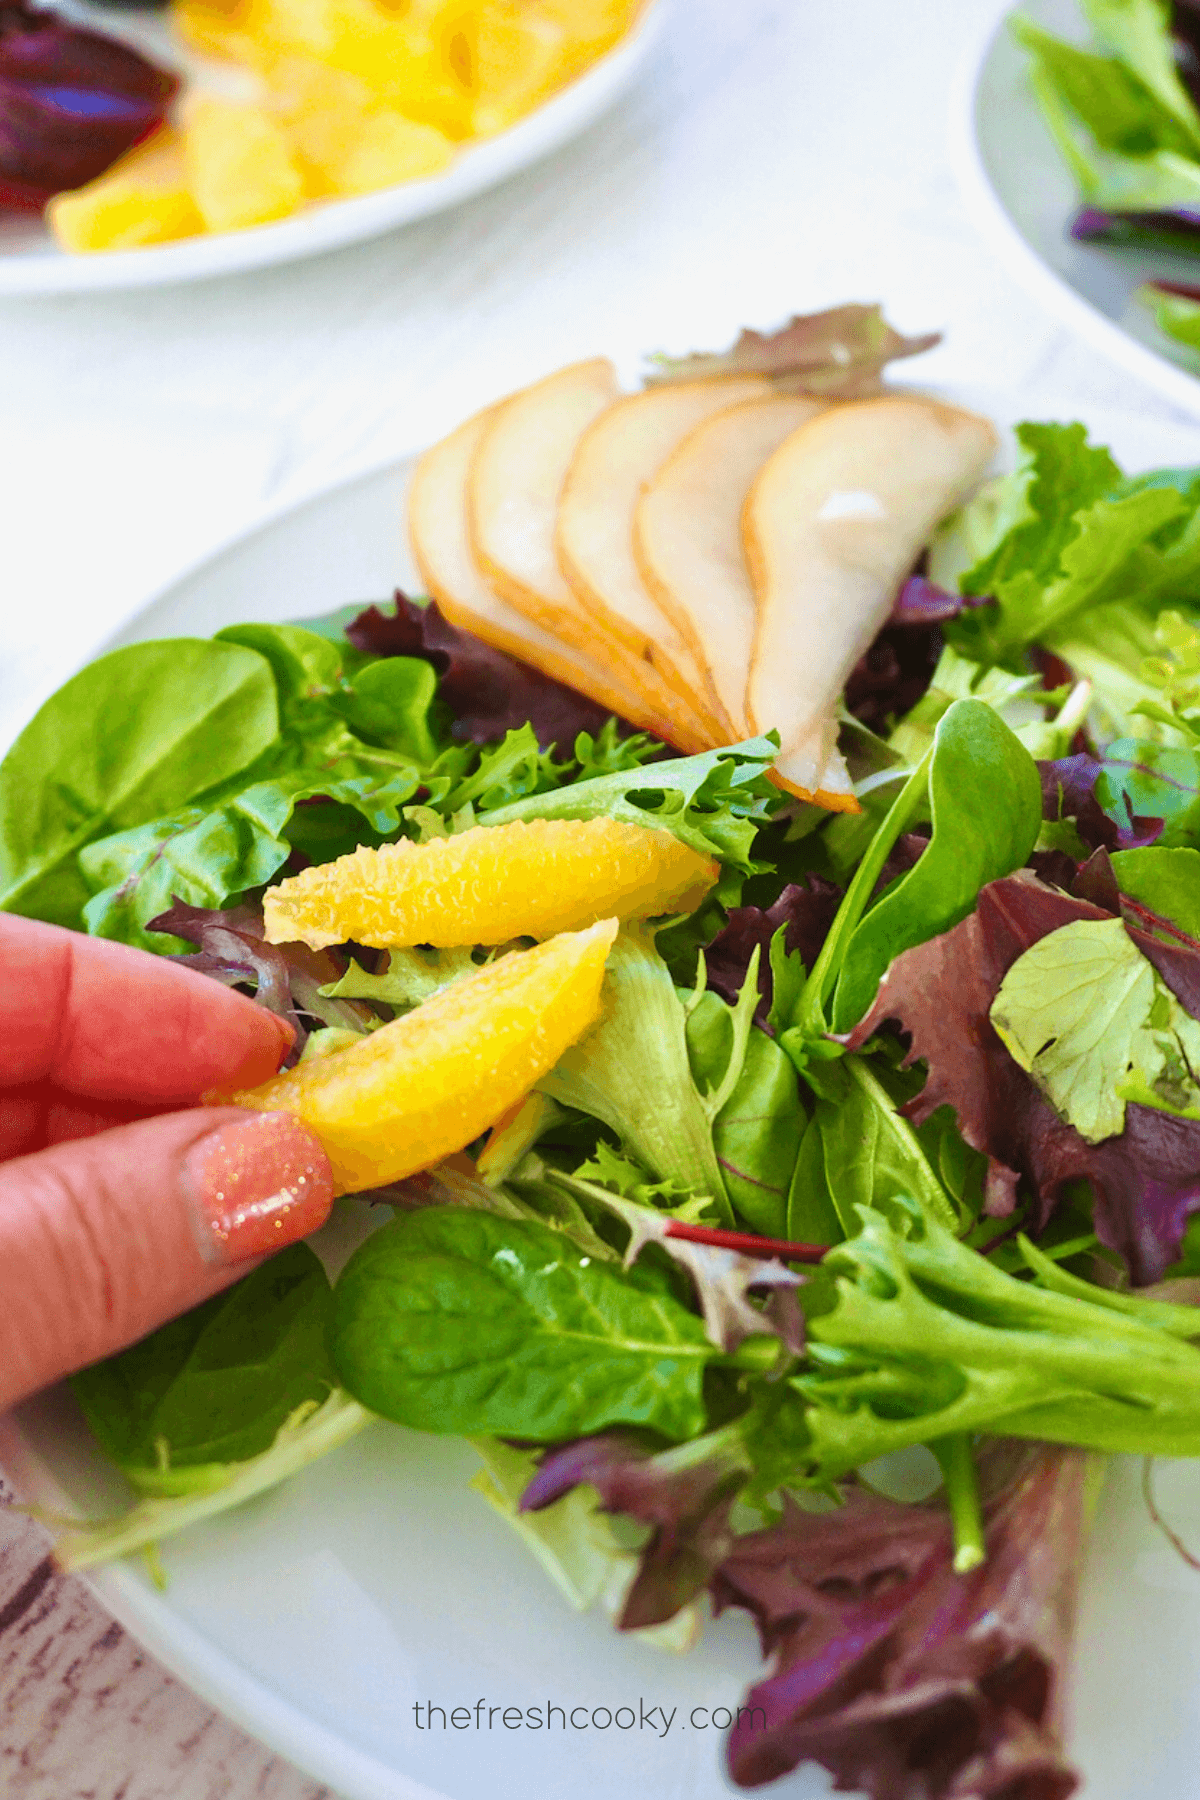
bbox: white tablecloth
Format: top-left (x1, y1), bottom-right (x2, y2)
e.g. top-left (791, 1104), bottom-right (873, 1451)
top-left (0, 1), bottom-right (1198, 1795)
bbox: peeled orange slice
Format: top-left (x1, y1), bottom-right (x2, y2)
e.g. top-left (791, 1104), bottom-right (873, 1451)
top-left (263, 817), bottom-right (717, 949)
top-left (220, 919), bottom-right (618, 1192)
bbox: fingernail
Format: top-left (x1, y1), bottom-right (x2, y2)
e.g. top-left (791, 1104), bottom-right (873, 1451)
top-left (184, 1112), bottom-right (335, 1265)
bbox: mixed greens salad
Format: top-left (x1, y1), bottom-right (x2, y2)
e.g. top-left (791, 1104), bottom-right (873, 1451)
top-left (4, 406), bottom-right (1200, 1799)
top-left (1014, 0), bottom-right (1200, 356)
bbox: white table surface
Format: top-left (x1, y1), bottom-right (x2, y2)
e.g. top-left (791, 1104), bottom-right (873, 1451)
top-left (2, 0), bottom-right (1200, 1793)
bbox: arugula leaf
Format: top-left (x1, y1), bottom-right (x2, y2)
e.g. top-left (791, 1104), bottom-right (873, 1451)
top-left (683, 990), bottom-right (805, 1237)
top-left (330, 1209), bottom-right (720, 1441)
top-left (829, 700), bottom-right (1042, 1032)
top-left (71, 1245), bottom-right (336, 1495)
top-left (991, 917), bottom-right (1200, 1136)
top-left (0, 640), bottom-right (279, 929)
top-left (1112, 845), bottom-right (1200, 935)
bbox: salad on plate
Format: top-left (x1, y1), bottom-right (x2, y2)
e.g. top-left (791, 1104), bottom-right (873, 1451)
top-left (4, 305), bottom-right (1200, 1799)
top-left (1010, 0), bottom-right (1200, 361)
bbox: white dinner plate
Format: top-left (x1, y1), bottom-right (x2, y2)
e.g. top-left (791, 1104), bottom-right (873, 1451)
top-left (3, 387), bottom-right (1200, 1800)
top-left (0, 0), bottom-right (664, 295)
top-left (954, 0), bottom-right (1200, 416)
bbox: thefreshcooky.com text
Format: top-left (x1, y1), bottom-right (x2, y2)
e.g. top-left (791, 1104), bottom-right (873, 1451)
top-left (411, 1700), bottom-right (766, 1739)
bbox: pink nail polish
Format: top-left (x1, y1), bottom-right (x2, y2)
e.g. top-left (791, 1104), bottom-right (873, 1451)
top-left (185, 1112), bottom-right (335, 1265)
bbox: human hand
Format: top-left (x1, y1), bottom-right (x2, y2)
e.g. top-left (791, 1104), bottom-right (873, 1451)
top-left (0, 915), bottom-right (335, 1413)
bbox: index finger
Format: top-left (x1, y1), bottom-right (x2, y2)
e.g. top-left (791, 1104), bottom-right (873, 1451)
top-left (0, 915), bottom-right (292, 1104)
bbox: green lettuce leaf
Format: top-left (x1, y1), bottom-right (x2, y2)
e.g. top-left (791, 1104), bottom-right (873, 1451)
top-left (990, 916), bottom-right (1200, 1139)
top-left (1111, 845), bottom-right (1200, 935)
top-left (0, 640), bottom-right (280, 929)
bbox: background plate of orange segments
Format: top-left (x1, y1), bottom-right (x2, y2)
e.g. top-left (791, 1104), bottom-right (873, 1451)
top-left (0, 0), bottom-right (665, 295)
top-left (5, 387), bottom-right (1200, 1800)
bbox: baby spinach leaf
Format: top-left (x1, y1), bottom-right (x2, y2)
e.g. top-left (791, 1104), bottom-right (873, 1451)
top-left (785, 1115), bottom-right (843, 1247)
top-left (684, 990), bottom-right (804, 1238)
top-left (330, 1209), bottom-right (717, 1442)
top-left (71, 1245), bottom-right (335, 1496)
top-left (0, 640), bottom-right (279, 929)
top-left (1112, 846), bottom-right (1200, 936)
top-left (830, 701), bottom-right (1042, 1032)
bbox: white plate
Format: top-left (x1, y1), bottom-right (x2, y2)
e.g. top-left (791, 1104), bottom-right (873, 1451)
top-left (954, 0), bottom-right (1200, 416)
top-left (4, 389), bottom-right (1200, 1800)
top-left (0, 0), bottom-right (664, 295)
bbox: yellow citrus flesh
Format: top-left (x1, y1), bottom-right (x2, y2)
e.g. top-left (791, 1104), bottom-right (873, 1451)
top-left (47, 132), bottom-right (203, 252)
top-left (183, 99), bottom-right (306, 231)
top-left (219, 918), bottom-right (618, 1192)
top-left (262, 817), bottom-right (718, 949)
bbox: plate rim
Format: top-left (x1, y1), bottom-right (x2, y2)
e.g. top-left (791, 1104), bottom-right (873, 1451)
top-left (0, 0), bottom-right (665, 297)
top-left (949, 0), bottom-right (1200, 416)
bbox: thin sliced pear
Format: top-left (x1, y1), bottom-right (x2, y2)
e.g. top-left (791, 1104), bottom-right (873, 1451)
top-left (555, 379), bottom-right (769, 713)
top-left (469, 357), bottom-right (619, 632)
top-left (744, 395), bottom-right (998, 809)
top-left (467, 359), bottom-right (717, 748)
top-left (408, 410), bottom-right (702, 748)
top-left (634, 394), bottom-right (826, 737)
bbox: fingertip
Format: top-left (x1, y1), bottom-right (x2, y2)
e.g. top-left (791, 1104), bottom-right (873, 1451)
top-left (184, 1111), bottom-right (335, 1266)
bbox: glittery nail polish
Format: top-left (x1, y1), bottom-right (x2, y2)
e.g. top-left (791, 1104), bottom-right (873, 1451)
top-left (184, 1112), bottom-right (335, 1265)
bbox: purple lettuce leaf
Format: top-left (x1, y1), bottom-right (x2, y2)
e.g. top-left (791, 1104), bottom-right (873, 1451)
top-left (705, 878), bottom-right (843, 1028)
top-left (345, 592), bottom-right (631, 752)
top-left (1038, 755), bottom-right (1164, 853)
top-left (147, 899), bottom-right (373, 1061)
top-left (643, 305), bottom-right (941, 399)
top-left (844, 871), bottom-right (1200, 1280)
top-left (1071, 207), bottom-right (1200, 252)
top-left (721, 1445), bottom-right (1089, 1800)
top-left (521, 1428), bottom-right (750, 1630)
top-left (845, 618), bottom-right (945, 736)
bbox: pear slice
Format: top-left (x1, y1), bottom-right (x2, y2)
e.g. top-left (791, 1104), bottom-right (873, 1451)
top-left (634, 394), bottom-right (826, 737)
top-left (744, 395), bottom-right (999, 809)
top-left (409, 410), bottom-right (705, 749)
top-left (467, 358), bottom-right (718, 748)
top-left (469, 357), bottom-right (619, 634)
top-left (555, 379), bottom-right (770, 713)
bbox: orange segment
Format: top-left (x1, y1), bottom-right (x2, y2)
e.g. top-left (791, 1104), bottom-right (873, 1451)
top-left (218, 918), bottom-right (618, 1191)
top-left (262, 817), bottom-right (718, 950)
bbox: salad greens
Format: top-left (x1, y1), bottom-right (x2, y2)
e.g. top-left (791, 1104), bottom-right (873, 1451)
top-left (10, 407), bottom-right (1200, 1800)
top-left (1012, 1), bottom-right (1200, 356)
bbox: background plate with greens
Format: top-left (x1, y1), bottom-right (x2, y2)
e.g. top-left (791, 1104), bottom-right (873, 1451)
top-left (957, 0), bottom-right (1200, 415)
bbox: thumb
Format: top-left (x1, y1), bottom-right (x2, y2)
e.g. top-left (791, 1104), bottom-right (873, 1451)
top-left (0, 1108), bottom-right (335, 1412)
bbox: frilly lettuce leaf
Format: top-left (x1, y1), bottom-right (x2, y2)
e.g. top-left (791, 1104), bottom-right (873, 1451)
top-left (642, 304), bottom-right (939, 398)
